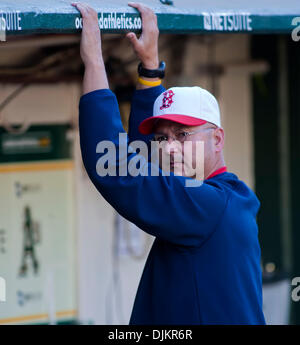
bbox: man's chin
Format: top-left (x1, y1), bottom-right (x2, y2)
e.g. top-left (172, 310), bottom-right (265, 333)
top-left (171, 164), bottom-right (193, 178)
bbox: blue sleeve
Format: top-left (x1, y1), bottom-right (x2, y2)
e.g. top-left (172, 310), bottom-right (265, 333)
top-left (79, 89), bottom-right (229, 247)
top-left (128, 85), bottom-right (165, 144)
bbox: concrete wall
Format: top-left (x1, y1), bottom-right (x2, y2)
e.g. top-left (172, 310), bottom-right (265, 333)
top-left (0, 33), bottom-right (255, 324)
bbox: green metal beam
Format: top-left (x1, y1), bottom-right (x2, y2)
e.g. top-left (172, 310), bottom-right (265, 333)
top-left (0, 0), bottom-right (299, 36)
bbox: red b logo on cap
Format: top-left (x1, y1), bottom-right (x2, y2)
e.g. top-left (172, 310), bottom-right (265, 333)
top-left (160, 90), bottom-right (175, 110)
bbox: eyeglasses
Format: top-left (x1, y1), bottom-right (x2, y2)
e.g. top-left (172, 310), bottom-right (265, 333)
top-left (151, 127), bottom-right (216, 144)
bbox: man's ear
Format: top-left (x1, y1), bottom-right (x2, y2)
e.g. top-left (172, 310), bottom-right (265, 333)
top-left (214, 128), bottom-right (225, 152)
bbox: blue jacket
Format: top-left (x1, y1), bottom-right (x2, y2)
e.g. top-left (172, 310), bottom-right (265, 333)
top-left (79, 85), bottom-right (266, 325)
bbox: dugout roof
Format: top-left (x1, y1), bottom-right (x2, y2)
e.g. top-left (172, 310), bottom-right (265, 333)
top-left (0, 0), bottom-right (299, 36)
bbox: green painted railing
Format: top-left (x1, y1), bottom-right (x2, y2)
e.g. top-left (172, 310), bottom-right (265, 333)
top-left (0, 0), bottom-right (299, 36)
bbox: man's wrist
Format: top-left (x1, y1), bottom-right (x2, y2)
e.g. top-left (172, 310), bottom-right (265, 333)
top-left (84, 59), bottom-right (105, 71)
top-left (83, 58), bottom-right (109, 94)
top-left (141, 57), bottom-right (159, 70)
top-left (137, 58), bottom-right (162, 89)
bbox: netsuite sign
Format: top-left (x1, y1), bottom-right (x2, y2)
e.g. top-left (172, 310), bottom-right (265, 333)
top-left (203, 12), bottom-right (253, 32)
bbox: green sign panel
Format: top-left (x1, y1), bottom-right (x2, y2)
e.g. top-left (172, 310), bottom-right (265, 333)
top-left (0, 0), bottom-right (299, 35)
top-left (0, 124), bottom-right (72, 164)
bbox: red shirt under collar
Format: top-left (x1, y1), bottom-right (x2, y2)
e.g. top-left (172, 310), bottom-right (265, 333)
top-left (206, 166), bottom-right (227, 180)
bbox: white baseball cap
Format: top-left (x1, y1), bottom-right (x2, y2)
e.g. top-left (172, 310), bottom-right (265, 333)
top-left (138, 86), bottom-right (221, 135)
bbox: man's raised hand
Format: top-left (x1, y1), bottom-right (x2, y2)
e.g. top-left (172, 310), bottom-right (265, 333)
top-left (127, 2), bottom-right (159, 69)
top-left (72, 2), bottom-right (108, 94)
top-left (71, 2), bottom-right (103, 68)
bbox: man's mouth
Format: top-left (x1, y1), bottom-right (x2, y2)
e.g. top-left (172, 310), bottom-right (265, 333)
top-left (170, 161), bottom-right (183, 172)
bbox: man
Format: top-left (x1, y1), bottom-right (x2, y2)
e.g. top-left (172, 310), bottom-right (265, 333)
top-left (72, 2), bottom-right (266, 325)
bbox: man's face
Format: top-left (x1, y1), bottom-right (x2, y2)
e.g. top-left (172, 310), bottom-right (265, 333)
top-left (152, 119), bottom-right (219, 178)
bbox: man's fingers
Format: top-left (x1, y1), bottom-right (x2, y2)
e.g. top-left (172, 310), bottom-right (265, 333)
top-left (72, 3), bottom-right (88, 17)
top-left (81, 2), bottom-right (96, 16)
top-left (126, 32), bottom-right (139, 47)
top-left (72, 2), bottom-right (97, 18)
top-left (128, 2), bottom-right (155, 21)
top-left (128, 2), bottom-right (144, 10)
top-left (128, 2), bottom-right (157, 30)
top-left (72, 3), bottom-right (90, 18)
